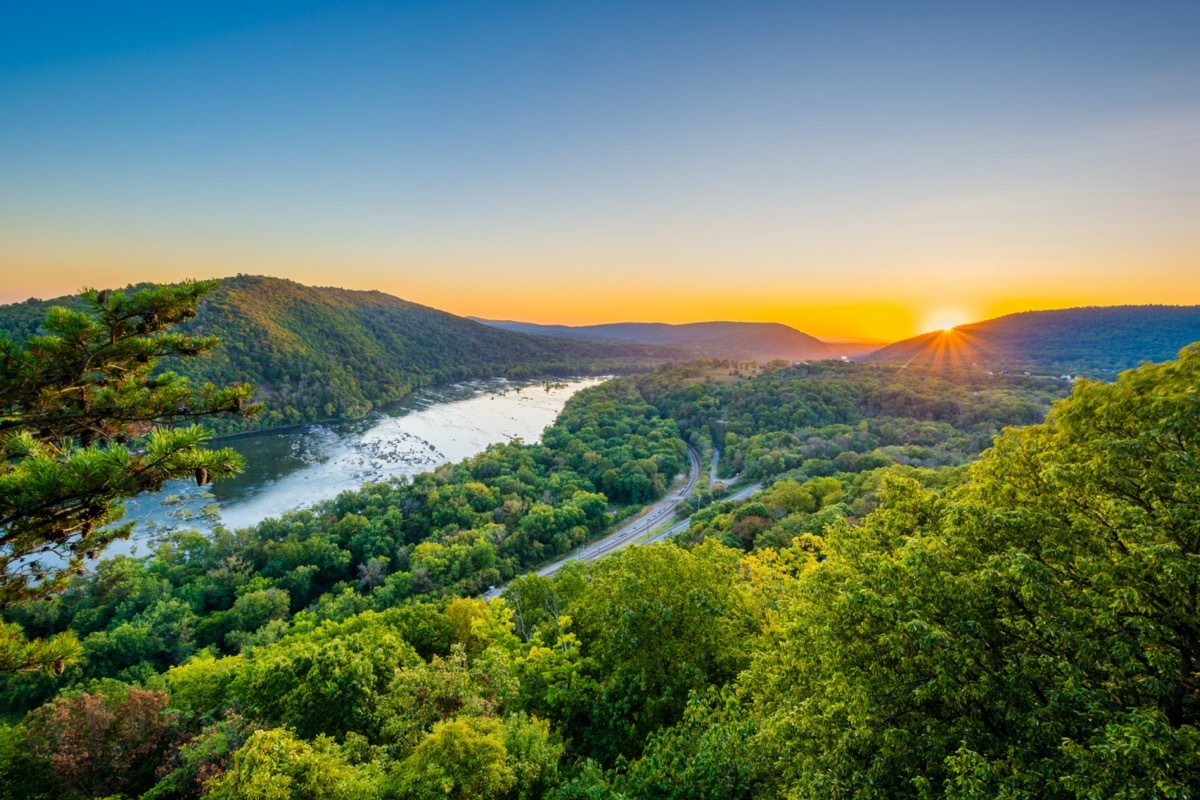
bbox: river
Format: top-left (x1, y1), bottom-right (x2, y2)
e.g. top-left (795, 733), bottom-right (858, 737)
top-left (114, 376), bottom-right (604, 557)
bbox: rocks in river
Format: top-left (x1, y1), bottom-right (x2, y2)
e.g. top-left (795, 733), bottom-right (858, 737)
top-left (340, 430), bottom-right (444, 473)
top-left (90, 376), bottom-right (600, 564)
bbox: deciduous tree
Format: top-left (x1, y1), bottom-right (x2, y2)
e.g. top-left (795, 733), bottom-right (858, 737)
top-left (24, 687), bottom-right (174, 797)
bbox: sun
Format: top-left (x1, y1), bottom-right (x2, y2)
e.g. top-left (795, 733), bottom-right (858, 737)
top-left (923, 310), bottom-right (971, 334)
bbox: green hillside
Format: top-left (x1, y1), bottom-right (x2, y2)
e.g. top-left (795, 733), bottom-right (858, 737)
top-left (0, 276), bottom-right (681, 429)
top-left (863, 305), bottom-right (1200, 374)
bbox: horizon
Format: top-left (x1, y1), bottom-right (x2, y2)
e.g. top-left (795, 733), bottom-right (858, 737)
top-left (3, 1), bottom-right (1199, 340)
top-left (8, 271), bottom-right (1200, 346)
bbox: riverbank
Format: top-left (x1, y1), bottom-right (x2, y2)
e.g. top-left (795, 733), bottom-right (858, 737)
top-left (112, 376), bottom-right (606, 556)
top-left (206, 374), bottom-right (597, 442)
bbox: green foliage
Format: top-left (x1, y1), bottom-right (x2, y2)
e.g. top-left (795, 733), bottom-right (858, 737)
top-left (153, 650), bottom-right (245, 722)
top-left (639, 360), bottom-right (1062, 483)
top-left (618, 689), bottom-right (759, 800)
top-left (566, 542), bottom-right (760, 761)
top-left (388, 716), bottom-right (515, 800)
top-left (204, 727), bottom-right (379, 800)
top-left (549, 760), bottom-right (627, 800)
top-left (145, 711), bottom-right (261, 799)
top-left (0, 722), bottom-right (55, 800)
top-left (380, 644), bottom-right (496, 754)
top-left (0, 620), bottom-right (78, 677)
top-left (214, 587), bottom-right (290, 651)
top-left (677, 467), bottom-right (968, 554)
top-left (500, 712), bottom-right (564, 800)
top-left (0, 281), bottom-right (257, 608)
top-left (744, 345), bottom-right (1200, 799)
top-left (3, 345), bottom-right (1199, 798)
top-left (230, 612), bottom-right (422, 739)
top-left (387, 713), bottom-right (560, 800)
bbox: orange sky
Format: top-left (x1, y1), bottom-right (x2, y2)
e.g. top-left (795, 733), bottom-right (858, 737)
top-left (3, 245), bottom-right (1195, 342)
top-left (3, 3), bottom-right (1199, 343)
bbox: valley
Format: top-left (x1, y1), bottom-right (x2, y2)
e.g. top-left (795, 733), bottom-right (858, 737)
top-left (5, 6), bottom-right (1198, 796)
top-left (2, 282), bottom-right (1198, 800)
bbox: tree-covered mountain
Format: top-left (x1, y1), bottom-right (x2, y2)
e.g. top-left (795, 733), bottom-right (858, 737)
top-left (0, 276), bottom-right (683, 429)
top-left (472, 318), bottom-right (835, 362)
top-left (863, 305), bottom-right (1200, 374)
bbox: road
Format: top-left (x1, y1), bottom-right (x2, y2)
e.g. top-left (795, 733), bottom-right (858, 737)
top-left (643, 480), bottom-right (763, 544)
top-left (484, 445), bottom-right (704, 599)
top-left (483, 446), bottom-right (763, 599)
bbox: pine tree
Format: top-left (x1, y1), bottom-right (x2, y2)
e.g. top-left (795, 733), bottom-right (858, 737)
top-left (0, 279), bottom-right (259, 619)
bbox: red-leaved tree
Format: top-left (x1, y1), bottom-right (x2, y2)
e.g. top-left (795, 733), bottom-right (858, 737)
top-left (24, 687), bottom-right (175, 796)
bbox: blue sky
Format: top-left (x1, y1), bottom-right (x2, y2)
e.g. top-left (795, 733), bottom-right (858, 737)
top-left (3, 1), bottom-right (1198, 339)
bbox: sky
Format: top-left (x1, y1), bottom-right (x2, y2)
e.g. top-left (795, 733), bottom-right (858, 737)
top-left (2, 1), bottom-right (1199, 341)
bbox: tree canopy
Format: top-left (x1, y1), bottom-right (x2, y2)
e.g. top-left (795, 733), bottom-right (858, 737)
top-left (0, 281), bottom-right (256, 668)
top-left (1, 345), bottom-right (1198, 798)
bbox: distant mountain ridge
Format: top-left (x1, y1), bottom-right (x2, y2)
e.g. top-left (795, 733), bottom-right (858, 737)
top-left (864, 305), bottom-right (1200, 373)
top-left (0, 275), bottom-right (683, 430)
top-left (472, 318), bottom-right (836, 362)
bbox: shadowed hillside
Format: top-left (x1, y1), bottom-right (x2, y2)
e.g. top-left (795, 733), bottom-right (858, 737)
top-left (862, 305), bottom-right (1200, 374)
top-left (472, 318), bottom-right (835, 362)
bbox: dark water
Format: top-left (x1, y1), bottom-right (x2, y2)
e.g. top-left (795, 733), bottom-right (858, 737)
top-left (114, 377), bottom-right (602, 557)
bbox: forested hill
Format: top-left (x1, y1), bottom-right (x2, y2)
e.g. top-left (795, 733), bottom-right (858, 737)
top-left (472, 318), bottom-right (835, 361)
top-left (863, 305), bottom-right (1200, 374)
top-left (0, 275), bottom-right (682, 429)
